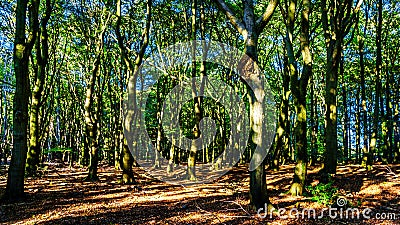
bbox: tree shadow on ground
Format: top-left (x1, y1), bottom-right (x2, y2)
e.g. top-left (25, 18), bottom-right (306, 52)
top-left (0, 163), bottom-right (399, 224)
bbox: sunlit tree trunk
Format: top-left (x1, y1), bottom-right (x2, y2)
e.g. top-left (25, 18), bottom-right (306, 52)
top-left (283, 0), bottom-right (312, 196)
top-left (3, 0), bottom-right (38, 201)
top-left (214, 0), bottom-right (278, 210)
top-left (116, 0), bottom-right (152, 183)
top-left (26, 0), bottom-right (51, 177)
top-left (85, 52), bottom-right (101, 181)
top-left (321, 0), bottom-right (362, 175)
top-left (187, 0), bottom-right (198, 180)
top-left (271, 53), bottom-right (290, 171)
top-left (154, 82), bottom-right (163, 169)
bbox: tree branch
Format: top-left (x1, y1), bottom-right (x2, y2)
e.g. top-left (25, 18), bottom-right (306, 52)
top-left (212, 0), bottom-right (247, 36)
top-left (255, 0), bottom-right (279, 35)
top-left (342, 0), bottom-right (363, 33)
top-left (0, 80), bottom-right (15, 88)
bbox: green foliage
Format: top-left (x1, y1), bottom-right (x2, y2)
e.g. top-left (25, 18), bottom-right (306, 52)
top-left (306, 180), bottom-right (338, 206)
top-left (43, 147), bottom-right (73, 154)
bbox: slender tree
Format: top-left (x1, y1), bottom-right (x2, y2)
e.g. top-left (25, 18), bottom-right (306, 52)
top-left (213, 0), bottom-right (278, 210)
top-left (116, 0), bottom-right (152, 183)
top-left (282, 0), bottom-right (312, 196)
top-left (369, 0), bottom-right (382, 170)
top-left (26, 0), bottom-right (52, 177)
top-left (321, 0), bottom-right (362, 175)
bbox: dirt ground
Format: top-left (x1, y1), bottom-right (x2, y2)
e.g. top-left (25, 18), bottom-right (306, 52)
top-left (0, 163), bottom-right (399, 225)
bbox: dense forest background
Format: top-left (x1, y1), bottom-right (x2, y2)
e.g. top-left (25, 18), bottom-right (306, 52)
top-left (0, 0), bottom-right (399, 223)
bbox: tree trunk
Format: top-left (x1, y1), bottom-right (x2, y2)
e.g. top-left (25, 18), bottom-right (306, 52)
top-left (26, 0), bottom-right (51, 177)
top-left (3, 0), bottom-right (38, 201)
top-left (320, 0), bottom-right (354, 175)
top-left (271, 53), bottom-right (290, 171)
top-left (116, 0), bottom-right (152, 182)
top-left (213, 0), bottom-right (278, 210)
top-left (355, 87), bottom-right (361, 163)
top-left (341, 54), bottom-right (349, 164)
top-left (120, 138), bottom-right (134, 184)
top-left (85, 56), bottom-right (100, 181)
top-left (310, 74), bottom-right (317, 166)
top-left (358, 1), bottom-right (370, 168)
top-left (369, 0), bottom-right (382, 170)
top-left (186, 0), bottom-right (202, 181)
top-left (280, 0), bottom-right (312, 196)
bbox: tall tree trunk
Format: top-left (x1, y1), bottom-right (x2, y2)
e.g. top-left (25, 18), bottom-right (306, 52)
top-left (26, 0), bottom-right (51, 177)
top-left (3, 0), bottom-right (38, 201)
top-left (187, 0), bottom-right (200, 181)
top-left (369, 0), bottom-right (382, 170)
top-left (355, 86), bottom-right (361, 163)
top-left (384, 63), bottom-right (394, 163)
top-left (310, 74), bottom-right (317, 166)
top-left (323, 45), bottom-right (340, 174)
top-left (155, 82), bottom-right (163, 169)
top-left (286, 0), bottom-right (312, 196)
top-left (116, 0), bottom-right (152, 183)
top-left (213, 0), bottom-right (278, 210)
top-left (85, 53), bottom-right (101, 181)
top-left (271, 52), bottom-right (290, 171)
top-left (341, 54), bottom-right (349, 164)
top-left (358, 0), bottom-right (369, 168)
top-left (381, 0), bottom-right (392, 164)
top-left (381, 69), bottom-right (391, 164)
top-left (321, 0), bottom-right (362, 175)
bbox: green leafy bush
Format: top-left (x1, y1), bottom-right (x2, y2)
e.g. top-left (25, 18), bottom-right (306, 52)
top-left (306, 180), bottom-right (338, 205)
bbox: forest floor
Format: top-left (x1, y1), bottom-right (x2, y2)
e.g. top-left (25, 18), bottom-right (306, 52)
top-left (0, 163), bottom-right (399, 225)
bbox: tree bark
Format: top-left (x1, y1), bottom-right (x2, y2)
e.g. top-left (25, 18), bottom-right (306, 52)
top-left (85, 52), bottom-right (101, 181)
top-left (369, 0), bottom-right (382, 169)
top-left (116, 0), bottom-right (152, 183)
top-left (213, 0), bottom-right (278, 210)
top-left (26, 0), bottom-right (51, 177)
top-left (3, 0), bottom-right (38, 201)
top-left (321, 0), bottom-right (362, 175)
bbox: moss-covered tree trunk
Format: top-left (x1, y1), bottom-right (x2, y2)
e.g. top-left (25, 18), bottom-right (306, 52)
top-left (120, 139), bottom-right (134, 183)
top-left (280, 0), bottom-right (312, 196)
top-left (271, 54), bottom-right (290, 171)
top-left (26, 0), bottom-right (51, 177)
top-left (187, 0), bottom-right (200, 181)
top-left (3, 0), bottom-right (38, 201)
top-left (85, 53), bottom-right (101, 181)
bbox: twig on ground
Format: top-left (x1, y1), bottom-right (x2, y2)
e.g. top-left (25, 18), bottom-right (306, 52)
top-left (385, 166), bottom-right (399, 179)
top-left (223, 200), bottom-right (251, 216)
